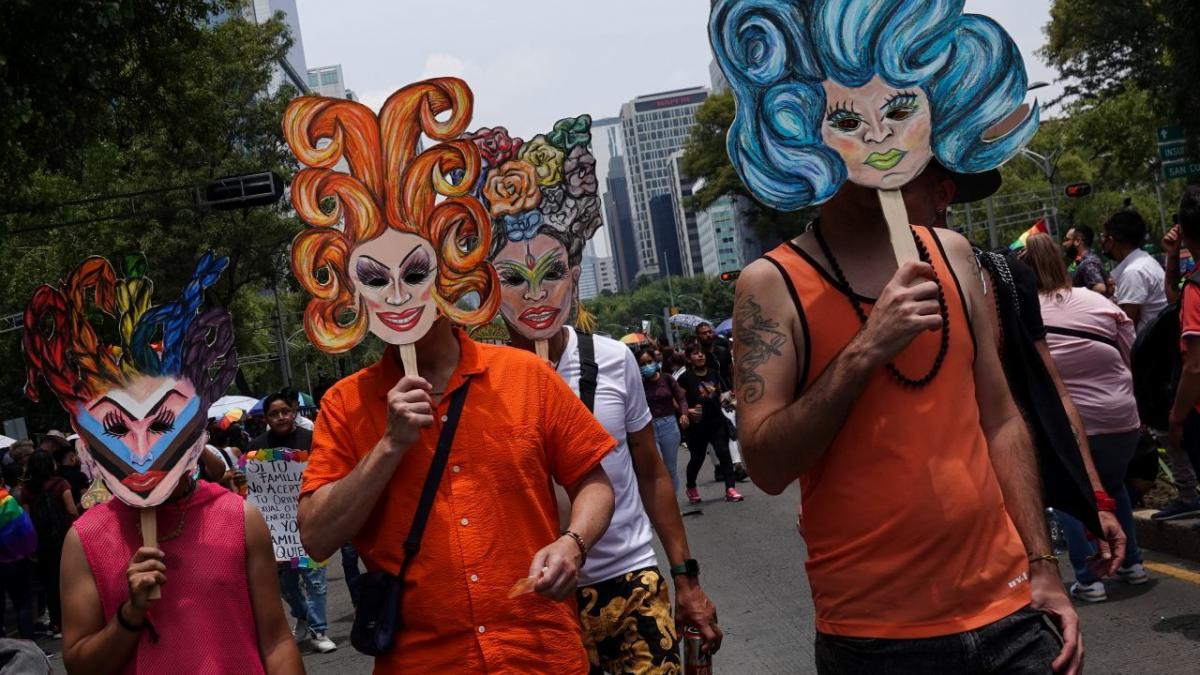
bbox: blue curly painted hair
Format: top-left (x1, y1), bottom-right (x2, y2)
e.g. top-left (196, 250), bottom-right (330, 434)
top-left (710, 0), bottom-right (1038, 210)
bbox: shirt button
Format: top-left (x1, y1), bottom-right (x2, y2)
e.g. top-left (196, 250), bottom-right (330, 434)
top-left (452, 465), bottom-right (461, 473)
top-left (460, 518), bottom-right (469, 526)
top-left (478, 625), bottom-right (486, 634)
top-left (470, 574), bottom-right (479, 582)
top-left (441, 415), bottom-right (449, 423)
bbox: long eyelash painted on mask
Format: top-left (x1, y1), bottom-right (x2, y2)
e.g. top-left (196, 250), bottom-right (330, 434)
top-left (103, 411), bottom-right (131, 437)
top-left (355, 257), bottom-right (390, 286)
top-left (400, 249), bottom-right (433, 283)
top-left (150, 409), bottom-right (176, 433)
top-left (881, 91), bottom-right (920, 114)
top-left (826, 100), bottom-right (864, 129)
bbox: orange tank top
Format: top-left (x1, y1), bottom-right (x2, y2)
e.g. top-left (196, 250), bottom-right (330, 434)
top-left (764, 226), bottom-right (1030, 639)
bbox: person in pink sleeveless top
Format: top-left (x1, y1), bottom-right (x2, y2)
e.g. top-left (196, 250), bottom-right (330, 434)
top-left (20, 254), bottom-right (303, 674)
top-left (60, 475), bottom-right (302, 674)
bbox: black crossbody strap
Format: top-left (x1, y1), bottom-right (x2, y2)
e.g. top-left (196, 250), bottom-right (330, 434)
top-left (578, 332), bottom-right (599, 413)
top-left (402, 379), bottom-right (471, 562)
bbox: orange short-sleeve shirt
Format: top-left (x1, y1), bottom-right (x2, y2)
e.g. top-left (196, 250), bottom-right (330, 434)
top-left (302, 330), bottom-right (615, 674)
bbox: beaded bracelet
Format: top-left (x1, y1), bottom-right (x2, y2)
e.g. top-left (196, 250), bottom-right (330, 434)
top-left (563, 530), bottom-right (588, 565)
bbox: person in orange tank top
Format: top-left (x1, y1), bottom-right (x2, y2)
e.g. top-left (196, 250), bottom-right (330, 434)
top-left (711, 1), bottom-right (1083, 673)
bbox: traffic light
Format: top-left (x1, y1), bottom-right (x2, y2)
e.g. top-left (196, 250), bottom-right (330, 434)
top-left (1064, 183), bottom-right (1093, 199)
top-left (720, 270), bottom-right (741, 283)
top-left (200, 172), bottom-right (285, 211)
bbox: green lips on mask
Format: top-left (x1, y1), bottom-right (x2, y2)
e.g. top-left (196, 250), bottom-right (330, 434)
top-left (864, 149), bottom-right (908, 171)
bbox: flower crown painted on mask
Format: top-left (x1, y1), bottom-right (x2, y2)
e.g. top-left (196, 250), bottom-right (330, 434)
top-left (467, 115), bottom-right (602, 268)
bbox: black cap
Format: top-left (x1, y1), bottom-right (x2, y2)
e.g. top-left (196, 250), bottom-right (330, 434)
top-left (935, 160), bottom-right (1002, 204)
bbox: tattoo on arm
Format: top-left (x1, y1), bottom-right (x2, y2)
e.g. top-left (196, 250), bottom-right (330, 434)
top-left (734, 294), bottom-right (787, 404)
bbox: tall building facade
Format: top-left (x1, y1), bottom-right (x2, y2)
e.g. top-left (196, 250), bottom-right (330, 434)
top-left (243, 0), bottom-right (309, 92)
top-left (594, 257), bottom-right (619, 294)
top-left (307, 65), bottom-right (355, 100)
top-left (619, 87), bottom-right (709, 278)
top-left (603, 146), bottom-right (639, 293)
top-left (696, 196), bottom-right (745, 276)
top-left (649, 194), bottom-right (684, 277)
top-left (578, 256), bottom-right (600, 300)
top-left (667, 152), bottom-right (703, 276)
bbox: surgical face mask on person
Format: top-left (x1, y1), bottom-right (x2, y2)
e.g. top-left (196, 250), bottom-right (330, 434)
top-left (640, 363), bottom-right (659, 378)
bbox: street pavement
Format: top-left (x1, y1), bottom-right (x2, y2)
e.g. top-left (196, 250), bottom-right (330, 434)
top-left (46, 461), bottom-right (1200, 673)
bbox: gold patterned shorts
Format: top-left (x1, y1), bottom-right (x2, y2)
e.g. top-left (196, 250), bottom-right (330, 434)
top-left (577, 566), bottom-right (681, 675)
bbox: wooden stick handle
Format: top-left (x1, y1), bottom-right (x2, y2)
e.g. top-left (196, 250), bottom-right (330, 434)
top-left (535, 339), bottom-right (549, 363)
top-left (140, 508), bottom-right (162, 600)
top-left (878, 189), bottom-right (919, 266)
top-left (399, 343), bottom-right (419, 379)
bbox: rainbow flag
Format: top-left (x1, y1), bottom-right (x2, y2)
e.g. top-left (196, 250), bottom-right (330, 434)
top-left (1009, 218), bottom-right (1050, 250)
top-left (0, 488), bottom-right (36, 562)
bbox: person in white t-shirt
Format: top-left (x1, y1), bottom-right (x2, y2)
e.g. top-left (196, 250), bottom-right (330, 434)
top-left (1103, 210), bottom-right (1168, 337)
top-left (507, 324), bottom-right (723, 670)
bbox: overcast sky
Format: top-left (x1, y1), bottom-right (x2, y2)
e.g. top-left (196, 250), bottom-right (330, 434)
top-left (294, 0), bottom-right (1064, 138)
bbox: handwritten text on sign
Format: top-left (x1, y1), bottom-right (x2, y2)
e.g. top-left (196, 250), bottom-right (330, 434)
top-left (239, 449), bottom-right (322, 568)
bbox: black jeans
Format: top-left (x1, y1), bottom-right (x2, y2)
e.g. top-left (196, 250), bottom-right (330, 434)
top-left (34, 549), bottom-right (62, 629)
top-left (0, 559), bottom-right (34, 639)
top-left (815, 606), bottom-right (1060, 675)
top-left (685, 418), bottom-right (735, 490)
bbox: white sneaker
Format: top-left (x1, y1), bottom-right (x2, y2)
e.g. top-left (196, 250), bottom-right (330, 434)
top-left (292, 618), bottom-right (309, 642)
top-left (310, 631), bottom-right (337, 653)
top-left (1118, 563), bottom-right (1149, 585)
top-left (1069, 581), bottom-right (1107, 603)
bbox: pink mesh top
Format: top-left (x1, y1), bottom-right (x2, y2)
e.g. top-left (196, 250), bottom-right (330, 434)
top-left (75, 481), bottom-right (264, 675)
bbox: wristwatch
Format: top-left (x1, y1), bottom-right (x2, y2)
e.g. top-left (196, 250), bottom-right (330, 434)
top-left (1094, 490), bottom-right (1118, 513)
top-left (669, 559), bottom-right (700, 579)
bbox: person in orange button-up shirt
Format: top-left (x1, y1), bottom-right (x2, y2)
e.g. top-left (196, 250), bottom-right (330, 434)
top-left (298, 317), bottom-right (616, 674)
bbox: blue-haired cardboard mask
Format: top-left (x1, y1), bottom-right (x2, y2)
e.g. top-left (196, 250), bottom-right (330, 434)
top-left (710, 0), bottom-right (1038, 211)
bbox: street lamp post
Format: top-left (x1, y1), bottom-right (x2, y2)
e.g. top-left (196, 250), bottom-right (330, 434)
top-left (1020, 147), bottom-right (1063, 239)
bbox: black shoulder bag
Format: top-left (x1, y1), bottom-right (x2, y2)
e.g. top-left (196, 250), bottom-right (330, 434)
top-left (350, 379), bottom-right (472, 656)
top-left (578, 331), bottom-right (598, 412)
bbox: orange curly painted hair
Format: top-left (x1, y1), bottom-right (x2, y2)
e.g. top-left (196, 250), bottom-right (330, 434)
top-left (284, 78), bottom-right (500, 353)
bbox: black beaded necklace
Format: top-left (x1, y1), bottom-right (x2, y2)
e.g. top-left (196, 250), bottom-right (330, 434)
top-left (811, 223), bottom-right (951, 388)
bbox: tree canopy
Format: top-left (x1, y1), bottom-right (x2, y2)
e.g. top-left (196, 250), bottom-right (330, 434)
top-left (1042, 0), bottom-right (1200, 142)
top-left (0, 5), bottom-right (360, 429)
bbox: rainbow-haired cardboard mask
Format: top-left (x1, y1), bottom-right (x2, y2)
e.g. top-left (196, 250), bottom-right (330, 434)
top-left (22, 254), bottom-right (237, 508)
top-left (709, 0), bottom-right (1037, 211)
top-left (469, 115), bottom-right (603, 342)
top-left (283, 78), bottom-right (499, 354)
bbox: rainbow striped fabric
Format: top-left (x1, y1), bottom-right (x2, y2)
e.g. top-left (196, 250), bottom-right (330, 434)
top-left (0, 487), bottom-right (37, 562)
top-left (1009, 218), bottom-right (1050, 250)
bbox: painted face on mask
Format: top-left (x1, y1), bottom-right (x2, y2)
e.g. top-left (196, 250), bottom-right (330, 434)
top-left (349, 228), bottom-right (440, 345)
top-left (494, 233), bottom-right (579, 341)
top-left (821, 76), bottom-right (934, 191)
top-left (71, 376), bottom-right (205, 507)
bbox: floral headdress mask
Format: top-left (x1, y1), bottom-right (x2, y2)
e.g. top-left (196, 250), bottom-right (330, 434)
top-left (469, 115), bottom-right (602, 336)
top-left (284, 78), bottom-right (500, 353)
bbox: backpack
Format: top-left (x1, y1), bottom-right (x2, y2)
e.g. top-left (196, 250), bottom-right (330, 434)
top-left (1131, 301), bottom-right (1182, 432)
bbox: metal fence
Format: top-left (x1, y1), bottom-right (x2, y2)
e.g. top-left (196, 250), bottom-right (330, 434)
top-left (948, 185), bottom-right (1060, 251)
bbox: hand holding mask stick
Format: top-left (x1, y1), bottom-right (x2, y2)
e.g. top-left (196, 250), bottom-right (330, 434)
top-left (140, 510), bottom-right (161, 599)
